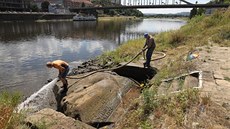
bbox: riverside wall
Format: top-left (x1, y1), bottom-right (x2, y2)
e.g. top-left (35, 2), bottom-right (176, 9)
top-left (0, 12), bottom-right (75, 21)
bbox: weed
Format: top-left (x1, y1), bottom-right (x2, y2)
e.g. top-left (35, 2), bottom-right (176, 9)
top-left (224, 76), bottom-right (230, 82)
top-left (35, 120), bottom-right (49, 129)
top-left (220, 67), bottom-right (230, 70)
top-left (200, 94), bottom-right (211, 106)
top-left (168, 31), bottom-right (186, 47)
top-left (178, 77), bottom-right (185, 90)
top-left (206, 49), bottom-right (212, 53)
top-left (140, 120), bottom-right (152, 129)
top-left (142, 88), bottom-right (157, 116)
top-left (141, 85), bottom-right (199, 125)
top-left (0, 91), bottom-right (23, 129)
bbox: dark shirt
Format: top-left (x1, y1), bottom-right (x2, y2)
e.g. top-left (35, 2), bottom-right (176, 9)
top-left (145, 36), bottom-right (156, 49)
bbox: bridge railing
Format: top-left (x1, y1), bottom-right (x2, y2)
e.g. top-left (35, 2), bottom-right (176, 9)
top-left (69, 3), bottom-right (229, 12)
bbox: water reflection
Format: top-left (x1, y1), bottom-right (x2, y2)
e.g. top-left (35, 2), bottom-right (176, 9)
top-left (0, 18), bottom-right (186, 97)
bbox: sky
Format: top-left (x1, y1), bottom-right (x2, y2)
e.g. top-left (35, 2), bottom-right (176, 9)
top-left (121, 0), bottom-right (211, 14)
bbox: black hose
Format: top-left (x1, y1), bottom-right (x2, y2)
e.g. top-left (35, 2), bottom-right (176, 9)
top-left (66, 49), bottom-right (166, 80)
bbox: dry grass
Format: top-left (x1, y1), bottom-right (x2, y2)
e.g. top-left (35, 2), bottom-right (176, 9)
top-left (0, 105), bottom-right (13, 129)
top-left (0, 91), bottom-right (22, 129)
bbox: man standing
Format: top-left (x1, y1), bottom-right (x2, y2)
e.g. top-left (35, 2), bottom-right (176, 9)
top-left (143, 33), bottom-right (156, 68)
top-left (46, 60), bottom-right (69, 93)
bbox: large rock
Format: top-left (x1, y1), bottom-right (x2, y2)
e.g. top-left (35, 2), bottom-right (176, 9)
top-left (24, 108), bottom-right (95, 129)
top-left (183, 75), bottom-right (199, 89)
top-left (60, 72), bottom-right (138, 123)
top-left (17, 78), bottom-right (59, 114)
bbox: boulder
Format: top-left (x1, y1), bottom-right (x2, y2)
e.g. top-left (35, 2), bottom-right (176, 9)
top-left (183, 75), bottom-right (199, 89)
top-left (24, 108), bottom-right (95, 129)
top-left (59, 72), bottom-right (138, 123)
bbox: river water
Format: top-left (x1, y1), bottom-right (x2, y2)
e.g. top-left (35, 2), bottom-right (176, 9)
top-left (0, 18), bottom-right (186, 98)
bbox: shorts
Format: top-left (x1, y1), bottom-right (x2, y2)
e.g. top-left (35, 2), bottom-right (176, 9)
top-left (59, 66), bottom-right (69, 78)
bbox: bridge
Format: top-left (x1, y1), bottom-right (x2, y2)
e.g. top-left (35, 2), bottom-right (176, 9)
top-left (69, 0), bottom-right (229, 12)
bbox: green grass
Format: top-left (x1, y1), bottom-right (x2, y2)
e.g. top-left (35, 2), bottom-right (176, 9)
top-left (142, 88), bottom-right (199, 125)
top-left (224, 76), bottom-right (230, 82)
top-left (0, 91), bottom-right (23, 129)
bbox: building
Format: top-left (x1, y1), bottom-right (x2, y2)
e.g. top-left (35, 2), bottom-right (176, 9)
top-left (63, 0), bottom-right (92, 9)
top-left (0, 0), bottom-right (31, 11)
top-left (32, 0), bottom-right (63, 8)
top-left (49, 3), bottom-right (66, 13)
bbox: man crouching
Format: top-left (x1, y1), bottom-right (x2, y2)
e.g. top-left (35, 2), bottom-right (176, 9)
top-left (46, 60), bottom-right (69, 93)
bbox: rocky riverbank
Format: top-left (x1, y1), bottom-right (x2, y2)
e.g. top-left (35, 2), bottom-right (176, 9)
top-left (20, 45), bottom-right (230, 129)
top-left (19, 56), bottom-right (158, 128)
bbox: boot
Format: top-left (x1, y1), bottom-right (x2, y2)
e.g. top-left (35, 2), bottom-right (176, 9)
top-left (62, 83), bottom-right (68, 93)
top-left (143, 62), bottom-right (147, 68)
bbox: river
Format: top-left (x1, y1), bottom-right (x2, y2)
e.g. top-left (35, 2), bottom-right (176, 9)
top-left (0, 18), bottom-right (186, 98)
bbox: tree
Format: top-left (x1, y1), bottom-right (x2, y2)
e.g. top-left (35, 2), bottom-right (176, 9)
top-left (41, 1), bottom-right (50, 12)
top-left (197, 8), bottom-right (205, 15)
top-left (189, 8), bottom-right (197, 19)
top-left (30, 4), bottom-right (39, 12)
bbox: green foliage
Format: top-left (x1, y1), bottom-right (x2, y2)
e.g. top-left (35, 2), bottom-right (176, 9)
top-left (189, 8), bottom-right (197, 19)
top-left (29, 4), bottom-right (39, 12)
top-left (35, 119), bottom-right (56, 129)
top-left (41, 1), bottom-right (50, 12)
top-left (197, 8), bottom-right (206, 15)
top-left (0, 91), bottom-right (23, 129)
top-left (140, 120), bottom-right (152, 129)
top-left (108, 10), bottom-right (116, 16)
top-left (0, 91), bottom-right (21, 107)
top-left (189, 7), bottom-right (205, 19)
top-left (168, 31), bottom-right (186, 46)
top-left (142, 88), bottom-right (158, 115)
top-left (224, 0), bottom-right (230, 4)
top-left (224, 76), bottom-right (230, 82)
top-left (211, 0), bottom-right (230, 4)
top-left (141, 85), bottom-right (199, 125)
top-left (212, 25), bottom-right (230, 46)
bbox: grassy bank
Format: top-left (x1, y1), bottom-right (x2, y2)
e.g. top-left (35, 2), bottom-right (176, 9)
top-left (98, 8), bottom-right (230, 128)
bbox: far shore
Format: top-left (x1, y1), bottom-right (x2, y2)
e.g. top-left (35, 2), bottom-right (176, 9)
top-left (98, 16), bottom-right (140, 21)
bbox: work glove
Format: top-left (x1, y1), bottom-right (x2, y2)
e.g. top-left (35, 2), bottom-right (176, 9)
top-left (142, 48), bottom-right (147, 52)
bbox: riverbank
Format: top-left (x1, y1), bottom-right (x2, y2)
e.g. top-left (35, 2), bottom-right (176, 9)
top-left (0, 12), bottom-right (76, 21)
top-left (0, 12), bottom-right (139, 22)
top-left (98, 16), bottom-right (139, 21)
top-left (1, 8), bottom-right (229, 128)
top-left (64, 7), bottom-right (230, 128)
